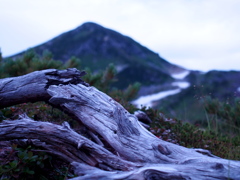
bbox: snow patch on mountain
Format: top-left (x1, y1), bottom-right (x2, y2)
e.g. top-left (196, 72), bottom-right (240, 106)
top-left (132, 89), bottom-right (181, 108)
top-left (116, 64), bottom-right (128, 72)
top-left (171, 71), bottom-right (190, 79)
top-left (172, 82), bottom-right (190, 89)
top-left (133, 71), bottom-right (191, 108)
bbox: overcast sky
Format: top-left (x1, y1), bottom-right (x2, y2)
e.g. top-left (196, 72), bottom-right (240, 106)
top-left (1, 0), bottom-right (240, 72)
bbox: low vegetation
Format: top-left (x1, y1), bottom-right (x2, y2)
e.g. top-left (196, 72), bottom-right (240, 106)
top-left (0, 50), bottom-right (239, 179)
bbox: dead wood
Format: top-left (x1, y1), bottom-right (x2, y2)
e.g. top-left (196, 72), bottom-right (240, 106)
top-left (0, 68), bottom-right (87, 108)
top-left (0, 68), bottom-right (240, 179)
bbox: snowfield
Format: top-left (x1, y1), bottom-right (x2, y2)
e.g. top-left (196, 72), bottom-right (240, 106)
top-left (132, 89), bottom-right (181, 108)
top-left (171, 70), bottom-right (190, 79)
top-left (172, 82), bottom-right (190, 89)
top-left (132, 70), bottom-right (191, 108)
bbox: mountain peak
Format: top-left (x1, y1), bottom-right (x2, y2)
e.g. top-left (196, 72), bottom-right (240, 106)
top-left (75, 22), bottom-right (104, 32)
top-left (9, 21), bottom-right (185, 88)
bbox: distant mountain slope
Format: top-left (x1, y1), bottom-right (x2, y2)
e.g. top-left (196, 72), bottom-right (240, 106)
top-left (10, 22), bottom-right (185, 88)
top-left (157, 70), bottom-right (240, 122)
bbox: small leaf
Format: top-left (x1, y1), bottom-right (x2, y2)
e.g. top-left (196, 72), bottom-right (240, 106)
top-left (27, 170), bottom-right (35, 175)
top-left (9, 160), bottom-right (18, 168)
top-left (28, 151), bottom-right (33, 158)
top-left (43, 154), bottom-right (49, 160)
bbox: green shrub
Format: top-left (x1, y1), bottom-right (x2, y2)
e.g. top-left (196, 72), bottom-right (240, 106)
top-left (0, 144), bottom-right (74, 180)
top-left (0, 49), bottom-right (81, 78)
top-left (204, 96), bottom-right (240, 135)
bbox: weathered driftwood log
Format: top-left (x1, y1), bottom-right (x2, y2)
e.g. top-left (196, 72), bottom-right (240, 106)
top-left (0, 68), bottom-right (87, 108)
top-left (0, 68), bottom-right (240, 179)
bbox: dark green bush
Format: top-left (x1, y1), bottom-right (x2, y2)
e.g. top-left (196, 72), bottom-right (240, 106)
top-left (0, 144), bottom-right (74, 180)
top-left (204, 96), bottom-right (240, 135)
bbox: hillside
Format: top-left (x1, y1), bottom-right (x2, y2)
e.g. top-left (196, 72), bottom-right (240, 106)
top-left (153, 70), bottom-right (240, 122)
top-left (10, 22), bottom-right (185, 89)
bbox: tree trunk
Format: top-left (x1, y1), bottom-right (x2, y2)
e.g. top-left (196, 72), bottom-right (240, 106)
top-left (0, 68), bottom-right (240, 179)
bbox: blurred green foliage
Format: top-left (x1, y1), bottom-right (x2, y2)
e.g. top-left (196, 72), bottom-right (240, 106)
top-left (203, 96), bottom-right (240, 135)
top-left (0, 49), bottom-right (81, 78)
top-left (0, 144), bottom-right (74, 180)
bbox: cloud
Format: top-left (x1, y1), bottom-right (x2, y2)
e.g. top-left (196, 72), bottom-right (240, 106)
top-left (1, 0), bottom-right (240, 71)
